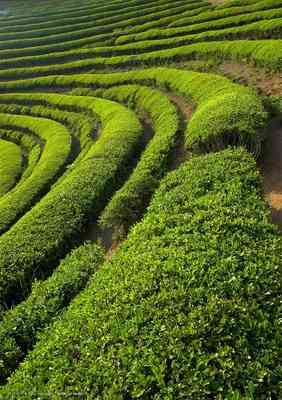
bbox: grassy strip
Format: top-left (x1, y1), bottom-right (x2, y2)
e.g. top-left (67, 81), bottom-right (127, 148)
top-left (0, 96), bottom-right (142, 312)
top-left (0, 113), bottom-right (71, 234)
top-left (73, 83), bottom-right (179, 236)
top-left (0, 139), bottom-right (22, 197)
top-left (0, 242), bottom-right (104, 383)
top-left (2, 148), bottom-right (280, 399)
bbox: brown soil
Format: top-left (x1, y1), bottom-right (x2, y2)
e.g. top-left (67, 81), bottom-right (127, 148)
top-left (168, 93), bottom-right (194, 121)
top-left (259, 118), bottom-right (282, 231)
top-left (220, 63), bottom-right (282, 96)
top-left (166, 93), bottom-right (194, 170)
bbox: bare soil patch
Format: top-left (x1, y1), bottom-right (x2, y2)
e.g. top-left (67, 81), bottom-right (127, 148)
top-left (167, 93), bottom-right (193, 170)
top-left (259, 118), bottom-right (282, 231)
top-left (220, 63), bottom-right (282, 96)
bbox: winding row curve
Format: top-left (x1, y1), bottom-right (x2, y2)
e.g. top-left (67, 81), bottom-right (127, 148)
top-left (0, 0), bottom-right (281, 398)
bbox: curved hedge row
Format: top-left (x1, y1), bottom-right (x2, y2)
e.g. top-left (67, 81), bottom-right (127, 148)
top-left (0, 0), bottom-right (200, 52)
top-left (80, 84), bottom-right (180, 236)
top-left (0, 68), bottom-right (267, 155)
top-left (116, 6), bottom-right (282, 44)
top-left (0, 96), bottom-right (142, 312)
top-left (0, 93), bottom-right (100, 165)
top-left (0, 139), bottom-right (22, 197)
top-left (0, 112), bottom-right (71, 234)
top-left (0, 0), bottom-right (202, 43)
top-left (2, 148), bottom-right (280, 399)
top-left (170, 0), bottom-right (282, 27)
top-left (0, 128), bottom-right (41, 185)
top-left (0, 242), bottom-right (104, 383)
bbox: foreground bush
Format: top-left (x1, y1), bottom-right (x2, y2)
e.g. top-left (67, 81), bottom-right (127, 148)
top-left (0, 242), bottom-right (104, 383)
top-left (0, 96), bottom-right (142, 311)
top-left (2, 148), bottom-right (281, 399)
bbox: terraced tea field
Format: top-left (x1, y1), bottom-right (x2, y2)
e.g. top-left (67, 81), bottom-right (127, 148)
top-left (0, 0), bottom-right (281, 398)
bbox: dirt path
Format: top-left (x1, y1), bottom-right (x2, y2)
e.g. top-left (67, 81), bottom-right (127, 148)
top-left (167, 93), bottom-right (193, 170)
top-left (220, 63), bottom-right (282, 96)
top-left (259, 118), bottom-right (282, 231)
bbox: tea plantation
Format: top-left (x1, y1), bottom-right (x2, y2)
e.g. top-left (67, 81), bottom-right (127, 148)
top-left (0, 0), bottom-right (281, 398)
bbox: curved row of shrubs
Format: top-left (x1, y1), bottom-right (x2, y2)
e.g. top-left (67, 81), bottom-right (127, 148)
top-left (0, 96), bottom-right (142, 314)
top-left (169, 0), bottom-right (282, 28)
top-left (0, 242), bottom-right (104, 383)
top-left (116, 5), bottom-right (282, 44)
top-left (0, 128), bottom-right (41, 186)
top-left (0, 112), bottom-right (71, 234)
top-left (0, 68), bottom-right (268, 155)
top-left (0, 0), bottom-right (201, 43)
top-left (0, 93), bottom-right (100, 166)
top-left (72, 84), bottom-right (179, 236)
top-left (0, 17), bottom-right (282, 72)
top-left (0, 139), bottom-right (22, 197)
top-left (0, 0), bottom-right (201, 52)
top-left (1, 147), bottom-right (280, 399)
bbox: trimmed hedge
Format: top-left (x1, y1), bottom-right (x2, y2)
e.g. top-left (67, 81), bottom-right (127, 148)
top-left (169, 0), bottom-right (282, 28)
top-left (0, 96), bottom-right (142, 312)
top-left (0, 242), bottom-right (104, 383)
top-left (0, 128), bottom-right (41, 185)
top-left (0, 0), bottom-right (198, 52)
top-left (0, 68), bottom-right (267, 155)
top-left (72, 84), bottom-right (179, 236)
top-left (0, 37), bottom-right (280, 81)
top-left (0, 0), bottom-right (200, 43)
top-left (0, 113), bottom-right (71, 234)
top-left (0, 139), bottom-right (22, 197)
top-left (0, 92), bottom-right (100, 167)
top-left (116, 6), bottom-right (282, 44)
top-left (1, 148), bottom-right (280, 399)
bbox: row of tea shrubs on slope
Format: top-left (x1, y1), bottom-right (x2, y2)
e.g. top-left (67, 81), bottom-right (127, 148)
top-left (1, 147), bottom-right (280, 399)
top-left (0, 113), bottom-right (71, 234)
top-left (0, 128), bottom-right (41, 188)
top-left (0, 68), bottom-right (267, 155)
top-left (0, 242), bottom-right (104, 383)
top-left (0, 68), bottom-right (266, 234)
top-left (72, 84), bottom-right (180, 237)
top-left (0, 139), bottom-right (22, 197)
top-left (0, 97), bottom-right (142, 313)
top-left (0, 37), bottom-right (280, 81)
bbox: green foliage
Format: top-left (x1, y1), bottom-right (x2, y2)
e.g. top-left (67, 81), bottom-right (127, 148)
top-left (1, 148), bottom-right (280, 399)
top-left (72, 84), bottom-right (179, 236)
top-left (0, 68), bottom-right (267, 155)
top-left (0, 139), bottom-right (22, 197)
top-left (0, 113), bottom-right (71, 234)
top-left (116, 4), bottom-right (282, 44)
top-left (0, 97), bottom-right (142, 311)
top-left (0, 242), bottom-right (104, 383)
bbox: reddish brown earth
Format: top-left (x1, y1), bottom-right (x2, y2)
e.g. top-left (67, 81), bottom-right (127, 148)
top-left (220, 63), bottom-right (282, 96)
top-left (259, 118), bottom-right (282, 231)
top-left (167, 93), bottom-right (194, 170)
